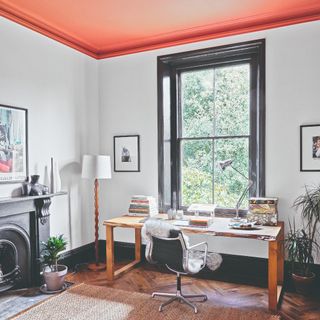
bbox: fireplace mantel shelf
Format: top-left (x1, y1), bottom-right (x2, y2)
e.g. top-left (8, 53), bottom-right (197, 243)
top-left (0, 191), bottom-right (67, 204)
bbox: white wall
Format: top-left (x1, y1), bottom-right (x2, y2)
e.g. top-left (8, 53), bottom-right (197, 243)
top-left (1, 16), bottom-right (320, 259)
top-left (0, 17), bottom-right (100, 250)
top-left (99, 20), bottom-right (320, 259)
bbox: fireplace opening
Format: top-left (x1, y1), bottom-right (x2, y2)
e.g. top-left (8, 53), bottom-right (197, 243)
top-left (0, 239), bottom-right (22, 292)
top-left (0, 224), bottom-right (31, 292)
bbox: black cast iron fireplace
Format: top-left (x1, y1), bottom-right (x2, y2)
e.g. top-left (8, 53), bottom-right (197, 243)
top-left (0, 239), bottom-right (23, 292)
top-left (0, 223), bottom-right (30, 292)
top-left (0, 194), bottom-right (61, 292)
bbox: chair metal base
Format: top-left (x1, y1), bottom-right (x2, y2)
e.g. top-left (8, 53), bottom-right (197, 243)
top-left (152, 290), bottom-right (207, 314)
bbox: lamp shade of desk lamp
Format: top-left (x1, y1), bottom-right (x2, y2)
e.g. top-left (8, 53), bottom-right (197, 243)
top-left (217, 159), bottom-right (253, 222)
top-left (82, 155), bottom-right (111, 271)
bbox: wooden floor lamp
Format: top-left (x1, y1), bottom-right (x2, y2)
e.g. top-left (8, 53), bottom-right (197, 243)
top-left (82, 154), bottom-right (112, 271)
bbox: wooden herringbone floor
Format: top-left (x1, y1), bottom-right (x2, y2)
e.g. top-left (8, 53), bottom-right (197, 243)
top-left (66, 261), bottom-right (320, 320)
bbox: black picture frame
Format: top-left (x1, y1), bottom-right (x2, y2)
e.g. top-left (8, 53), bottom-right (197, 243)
top-left (300, 124), bottom-right (320, 172)
top-left (113, 135), bottom-right (140, 172)
top-left (0, 104), bottom-right (29, 183)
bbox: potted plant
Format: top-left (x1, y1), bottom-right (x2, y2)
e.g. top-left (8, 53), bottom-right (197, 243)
top-left (285, 220), bottom-right (318, 294)
top-left (41, 235), bottom-right (68, 292)
top-left (286, 185), bottom-right (320, 294)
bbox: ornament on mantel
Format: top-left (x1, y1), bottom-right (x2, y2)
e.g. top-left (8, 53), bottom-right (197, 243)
top-left (43, 165), bottom-right (50, 188)
top-left (55, 160), bottom-right (62, 192)
top-left (50, 157), bottom-right (62, 193)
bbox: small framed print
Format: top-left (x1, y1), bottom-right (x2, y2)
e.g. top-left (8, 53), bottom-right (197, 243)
top-left (114, 135), bottom-right (140, 172)
top-left (300, 124), bottom-right (320, 171)
top-left (0, 104), bottom-right (28, 183)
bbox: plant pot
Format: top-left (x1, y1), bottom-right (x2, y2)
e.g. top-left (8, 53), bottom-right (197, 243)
top-left (292, 272), bottom-right (316, 295)
top-left (43, 265), bottom-right (68, 292)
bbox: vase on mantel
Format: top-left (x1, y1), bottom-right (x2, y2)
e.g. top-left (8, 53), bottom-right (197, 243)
top-left (50, 158), bottom-right (62, 194)
top-left (55, 161), bottom-right (62, 193)
top-left (43, 166), bottom-right (50, 189)
top-left (29, 175), bottom-right (42, 196)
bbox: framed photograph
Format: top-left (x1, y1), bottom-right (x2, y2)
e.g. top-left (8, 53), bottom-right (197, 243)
top-left (114, 135), bottom-right (140, 172)
top-left (300, 124), bottom-right (320, 171)
top-left (0, 104), bottom-right (28, 183)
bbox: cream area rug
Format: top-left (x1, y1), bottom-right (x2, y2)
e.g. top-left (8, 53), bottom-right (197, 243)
top-left (12, 283), bottom-right (280, 320)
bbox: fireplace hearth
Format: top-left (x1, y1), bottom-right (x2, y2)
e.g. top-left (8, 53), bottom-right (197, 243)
top-left (0, 192), bottom-right (66, 292)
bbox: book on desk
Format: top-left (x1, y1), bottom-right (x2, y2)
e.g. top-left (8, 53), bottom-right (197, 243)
top-left (128, 195), bottom-right (158, 217)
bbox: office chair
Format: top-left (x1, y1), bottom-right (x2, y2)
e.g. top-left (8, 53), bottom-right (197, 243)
top-left (144, 221), bottom-right (208, 313)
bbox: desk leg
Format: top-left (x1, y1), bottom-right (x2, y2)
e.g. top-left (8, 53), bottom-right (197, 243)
top-left (268, 240), bottom-right (278, 312)
top-left (135, 228), bottom-right (141, 261)
top-left (268, 237), bottom-right (284, 313)
top-left (113, 227), bottom-right (142, 279)
top-left (278, 222), bottom-right (285, 285)
top-left (106, 225), bottom-right (114, 281)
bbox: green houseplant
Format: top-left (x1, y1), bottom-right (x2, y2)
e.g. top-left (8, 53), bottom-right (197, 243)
top-left (41, 235), bottom-right (68, 292)
top-left (286, 185), bottom-right (320, 294)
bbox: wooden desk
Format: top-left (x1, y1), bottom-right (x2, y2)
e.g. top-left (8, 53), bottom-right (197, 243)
top-left (103, 215), bottom-right (284, 313)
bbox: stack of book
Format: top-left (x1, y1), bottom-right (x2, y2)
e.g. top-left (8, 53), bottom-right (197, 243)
top-left (247, 197), bottom-right (278, 226)
top-left (128, 195), bottom-right (158, 217)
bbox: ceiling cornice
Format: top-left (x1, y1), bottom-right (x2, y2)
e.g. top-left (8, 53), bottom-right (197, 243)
top-left (0, 6), bottom-right (99, 59)
top-left (1, 4), bottom-right (320, 60)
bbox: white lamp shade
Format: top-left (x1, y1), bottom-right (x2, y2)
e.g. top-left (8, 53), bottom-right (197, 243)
top-left (217, 159), bottom-right (233, 171)
top-left (82, 155), bottom-right (112, 179)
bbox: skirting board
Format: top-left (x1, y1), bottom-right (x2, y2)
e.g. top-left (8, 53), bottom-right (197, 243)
top-left (59, 242), bottom-right (96, 268)
top-left (59, 240), bottom-right (320, 290)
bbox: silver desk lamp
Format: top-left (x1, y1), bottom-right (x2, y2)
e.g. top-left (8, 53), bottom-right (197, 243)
top-left (217, 159), bottom-right (253, 222)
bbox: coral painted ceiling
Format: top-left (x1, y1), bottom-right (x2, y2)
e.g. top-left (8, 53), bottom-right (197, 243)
top-left (1, 0), bottom-right (320, 59)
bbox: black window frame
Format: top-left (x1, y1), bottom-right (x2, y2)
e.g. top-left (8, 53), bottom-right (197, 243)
top-left (157, 39), bottom-right (266, 215)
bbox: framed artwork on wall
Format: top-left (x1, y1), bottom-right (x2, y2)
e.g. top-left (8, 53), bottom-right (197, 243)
top-left (300, 124), bottom-right (320, 172)
top-left (0, 104), bottom-right (28, 183)
top-left (114, 135), bottom-right (140, 172)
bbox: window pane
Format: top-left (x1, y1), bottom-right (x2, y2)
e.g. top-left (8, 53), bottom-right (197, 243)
top-left (163, 141), bottom-right (171, 206)
top-left (181, 69), bottom-right (214, 138)
top-left (181, 140), bottom-right (213, 206)
top-left (214, 138), bottom-right (249, 208)
top-left (214, 64), bottom-right (250, 136)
